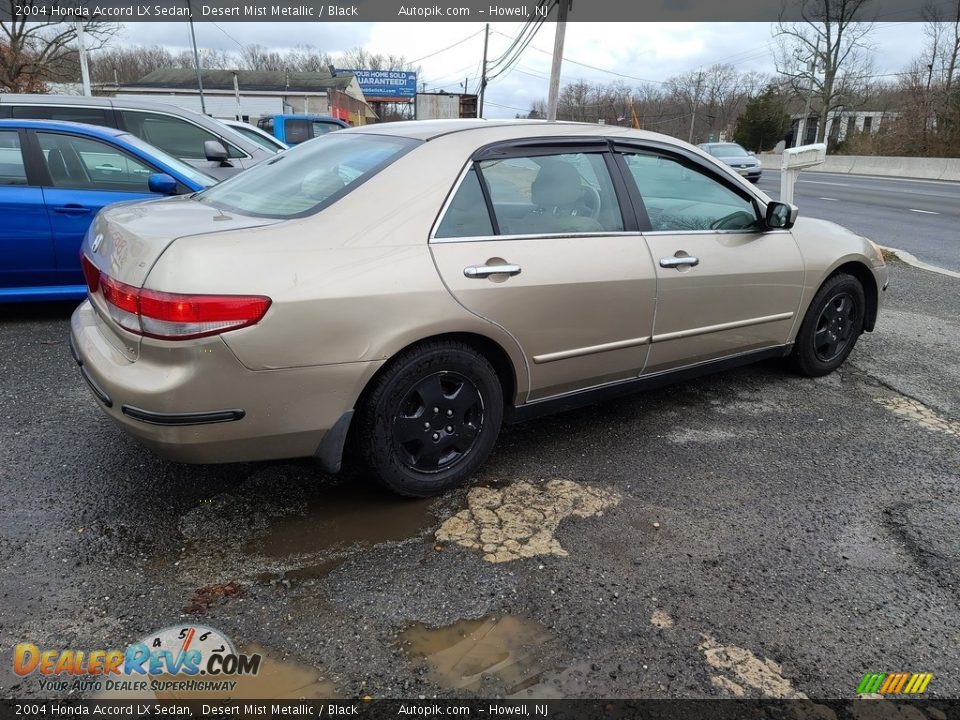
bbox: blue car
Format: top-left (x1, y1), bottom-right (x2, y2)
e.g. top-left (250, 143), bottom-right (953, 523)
top-left (256, 114), bottom-right (349, 146)
top-left (0, 119), bottom-right (216, 303)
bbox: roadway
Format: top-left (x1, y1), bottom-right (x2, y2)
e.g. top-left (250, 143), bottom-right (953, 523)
top-left (756, 170), bottom-right (960, 272)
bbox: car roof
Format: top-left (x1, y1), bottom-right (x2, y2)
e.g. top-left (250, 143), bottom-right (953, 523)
top-left (0, 118), bottom-right (128, 138)
top-left (0, 93), bottom-right (209, 116)
top-left (342, 118), bottom-right (677, 143)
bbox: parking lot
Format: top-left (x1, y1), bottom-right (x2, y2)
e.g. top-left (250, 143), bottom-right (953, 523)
top-left (1, 201), bottom-right (959, 699)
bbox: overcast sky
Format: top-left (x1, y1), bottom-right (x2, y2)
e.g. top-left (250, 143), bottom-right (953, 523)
top-left (116, 22), bottom-right (927, 116)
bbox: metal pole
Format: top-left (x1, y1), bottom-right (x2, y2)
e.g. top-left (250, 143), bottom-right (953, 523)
top-left (188, 8), bottom-right (207, 115)
top-left (478, 24), bottom-right (489, 118)
top-left (75, 22), bottom-right (91, 96)
top-left (545, 0), bottom-right (569, 122)
top-left (687, 68), bottom-right (702, 143)
top-left (797, 38), bottom-right (818, 147)
top-left (233, 72), bottom-right (241, 120)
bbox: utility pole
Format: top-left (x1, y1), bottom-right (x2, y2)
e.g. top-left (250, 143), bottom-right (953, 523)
top-left (478, 24), bottom-right (490, 118)
top-left (546, 0), bottom-right (570, 122)
top-left (797, 38), bottom-right (819, 147)
top-left (75, 22), bottom-right (91, 96)
top-left (687, 68), bottom-right (703, 143)
top-left (187, 1), bottom-right (207, 115)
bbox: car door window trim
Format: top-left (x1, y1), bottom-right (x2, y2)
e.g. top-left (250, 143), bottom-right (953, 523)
top-left (431, 142), bottom-right (637, 242)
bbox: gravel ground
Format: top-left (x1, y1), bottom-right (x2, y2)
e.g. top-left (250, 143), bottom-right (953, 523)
top-left (1, 258), bottom-right (958, 701)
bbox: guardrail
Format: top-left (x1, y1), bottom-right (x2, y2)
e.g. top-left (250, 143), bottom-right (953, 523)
top-left (758, 153), bottom-right (960, 181)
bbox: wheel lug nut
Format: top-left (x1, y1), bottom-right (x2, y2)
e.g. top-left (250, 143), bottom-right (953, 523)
top-left (446, 409), bottom-right (453, 417)
top-left (432, 433), bottom-right (440, 441)
top-left (433, 407), bottom-right (439, 414)
top-left (424, 422), bottom-right (431, 429)
top-left (446, 426), bottom-right (454, 433)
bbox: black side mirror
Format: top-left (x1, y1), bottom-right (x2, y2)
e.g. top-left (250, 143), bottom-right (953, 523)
top-left (204, 140), bottom-right (230, 165)
top-left (765, 201), bottom-right (798, 230)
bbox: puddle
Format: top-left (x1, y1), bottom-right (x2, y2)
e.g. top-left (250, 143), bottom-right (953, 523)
top-left (435, 480), bottom-right (620, 563)
top-left (401, 615), bottom-right (559, 693)
top-left (98, 645), bottom-right (337, 700)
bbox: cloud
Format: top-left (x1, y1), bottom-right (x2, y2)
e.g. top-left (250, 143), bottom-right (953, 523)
top-left (112, 21), bottom-right (925, 118)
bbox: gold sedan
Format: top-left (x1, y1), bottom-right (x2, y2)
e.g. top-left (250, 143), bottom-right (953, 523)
top-left (70, 120), bottom-right (888, 496)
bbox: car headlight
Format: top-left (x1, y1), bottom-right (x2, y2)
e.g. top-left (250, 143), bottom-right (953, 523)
top-left (755, 157), bottom-right (762, 167)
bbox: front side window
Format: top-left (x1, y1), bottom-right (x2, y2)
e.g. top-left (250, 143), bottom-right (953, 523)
top-left (196, 133), bottom-right (417, 218)
top-left (0, 130), bottom-right (27, 186)
top-left (36, 132), bottom-right (154, 192)
top-left (120, 110), bottom-right (244, 159)
top-left (623, 153), bottom-right (759, 232)
top-left (229, 124), bottom-right (284, 152)
top-left (478, 152), bottom-right (624, 235)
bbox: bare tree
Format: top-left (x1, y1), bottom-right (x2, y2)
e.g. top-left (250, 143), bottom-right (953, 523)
top-left (775, 0), bottom-right (876, 143)
top-left (336, 47), bottom-right (417, 71)
top-left (0, 11), bottom-right (116, 92)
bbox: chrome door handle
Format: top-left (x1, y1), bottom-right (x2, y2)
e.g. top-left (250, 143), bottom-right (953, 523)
top-left (464, 264), bottom-right (522, 279)
top-left (659, 255), bottom-right (700, 268)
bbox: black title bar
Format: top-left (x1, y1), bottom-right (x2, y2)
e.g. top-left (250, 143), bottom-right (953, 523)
top-left (0, 0), bottom-right (950, 22)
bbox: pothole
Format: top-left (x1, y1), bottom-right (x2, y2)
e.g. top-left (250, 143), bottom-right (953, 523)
top-left (700, 635), bottom-right (807, 699)
top-left (178, 484), bottom-right (436, 586)
top-left (246, 484), bottom-right (435, 559)
top-left (874, 396), bottom-right (959, 437)
top-left (435, 480), bottom-right (621, 563)
top-left (401, 615), bottom-right (561, 694)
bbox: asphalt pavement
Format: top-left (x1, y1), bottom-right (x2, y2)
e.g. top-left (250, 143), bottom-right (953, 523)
top-left (1, 256), bottom-right (958, 701)
top-left (758, 170), bottom-right (960, 273)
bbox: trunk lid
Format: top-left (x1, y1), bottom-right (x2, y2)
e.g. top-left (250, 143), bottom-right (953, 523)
top-left (82, 195), bottom-right (282, 358)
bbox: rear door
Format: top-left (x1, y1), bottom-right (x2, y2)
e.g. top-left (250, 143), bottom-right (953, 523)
top-left (430, 141), bottom-right (657, 401)
top-left (616, 144), bottom-right (804, 374)
top-left (31, 130), bottom-right (160, 286)
top-left (0, 129), bottom-right (55, 291)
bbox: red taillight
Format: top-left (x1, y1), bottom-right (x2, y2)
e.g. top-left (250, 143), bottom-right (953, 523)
top-left (80, 254), bottom-right (100, 294)
top-left (138, 290), bottom-right (272, 340)
top-left (82, 254), bottom-right (271, 340)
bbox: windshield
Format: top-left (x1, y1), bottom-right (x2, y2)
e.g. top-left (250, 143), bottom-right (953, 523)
top-left (195, 133), bottom-right (418, 218)
top-left (229, 124), bottom-right (286, 152)
top-left (120, 133), bottom-right (219, 187)
top-left (709, 144), bottom-right (749, 158)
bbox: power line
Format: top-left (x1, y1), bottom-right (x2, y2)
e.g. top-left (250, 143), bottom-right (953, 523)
top-left (409, 29), bottom-right (485, 64)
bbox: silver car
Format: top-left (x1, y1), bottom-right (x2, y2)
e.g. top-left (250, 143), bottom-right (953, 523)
top-left (0, 94), bottom-right (273, 179)
top-left (698, 142), bottom-right (762, 183)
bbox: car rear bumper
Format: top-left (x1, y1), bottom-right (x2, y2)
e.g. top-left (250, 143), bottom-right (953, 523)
top-left (70, 300), bottom-right (381, 465)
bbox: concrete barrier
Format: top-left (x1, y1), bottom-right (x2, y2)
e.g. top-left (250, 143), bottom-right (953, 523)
top-left (758, 153), bottom-right (960, 181)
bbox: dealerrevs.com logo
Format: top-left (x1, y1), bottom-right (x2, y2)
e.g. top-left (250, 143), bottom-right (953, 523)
top-left (13, 625), bottom-right (261, 694)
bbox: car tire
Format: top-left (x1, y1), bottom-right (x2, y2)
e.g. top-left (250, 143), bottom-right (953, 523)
top-left (355, 340), bottom-right (504, 497)
top-left (789, 272), bottom-right (865, 377)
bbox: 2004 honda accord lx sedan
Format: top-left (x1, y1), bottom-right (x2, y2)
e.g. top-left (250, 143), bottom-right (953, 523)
top-left (70, 119), bottom-right (888, 496)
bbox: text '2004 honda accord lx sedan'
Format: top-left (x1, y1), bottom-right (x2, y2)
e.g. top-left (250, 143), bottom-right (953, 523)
top-left (70, 119), bottom-right (888, 497)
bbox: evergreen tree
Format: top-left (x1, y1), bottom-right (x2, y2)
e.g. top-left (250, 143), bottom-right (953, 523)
top-left (734, 87), bottom-right (791, 152)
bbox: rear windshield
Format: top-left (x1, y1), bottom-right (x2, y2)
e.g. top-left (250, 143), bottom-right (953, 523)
top-left (708, 144), bottom-right (749, 157)
top-left (195, 133), bottom-right (418, 218)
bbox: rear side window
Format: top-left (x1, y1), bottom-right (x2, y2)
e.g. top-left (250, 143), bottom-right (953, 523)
top-left (312, 121), bottom-right (341, 136)
top-left (120, 110), bottom-right (244, 159)
top-left (284, 119), bottom-right (311, 144)
top-left (0, 131), bottom-right (27, 186)
top-left (196, 133), bottom-right (417, 218)
top-left (479, 152), bottom-right (624, 236)
top-left (435, 167), bottom-right (493, 238)
top-left (10, 105), bottom-right (110, 127)
top-left (37, 132), bottom-right (154, 192)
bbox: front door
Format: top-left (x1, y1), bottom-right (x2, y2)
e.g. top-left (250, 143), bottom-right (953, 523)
top-left (430, 148), bottom-right (657, 401)
top-left (618, 150), bottom-right (805, 374)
